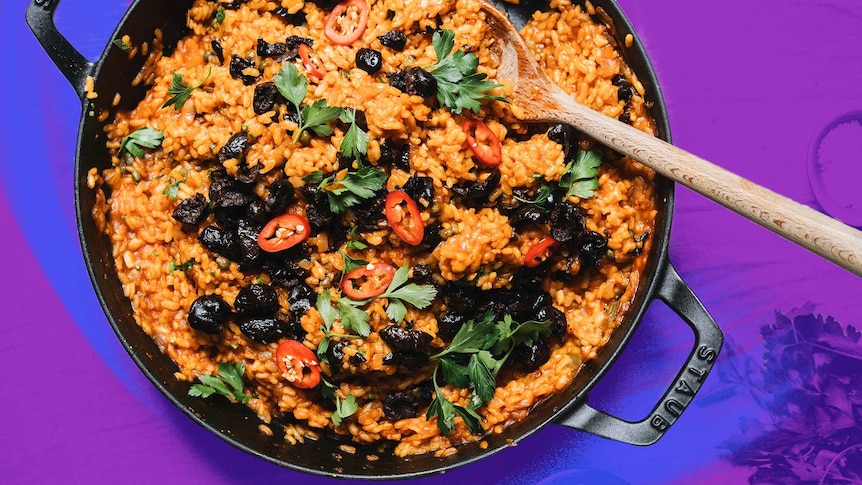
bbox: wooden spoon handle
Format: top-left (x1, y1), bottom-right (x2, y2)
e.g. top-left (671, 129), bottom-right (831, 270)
top-left (550, 89), bottom-right (862, 277)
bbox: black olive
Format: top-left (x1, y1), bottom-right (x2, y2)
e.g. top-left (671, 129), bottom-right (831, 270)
top-left (217, 132), bottom-right (251, 164)
top-left (272, 6), bottom-right (306, 25)
top-left (436, 311), bottom-right (466, 340)
top-left (355, 48), bottom-right (383, 74)
top-left (234, 284), bottom-right (279, 317)
top-left (619, 112), bottom-right (632, 124)
top-left (239, 316), bottom-right (288, 343)
top-left (288, 282), bottom-right (314, 304)
top-left (350, 189), bottom-right (387, 230)
top-left (402, 175), bottom-right (434, 208)
top-left (548, 201), bottom-right (585, 243)
top-left (244, 199), bottom-right (269, 226)
top-left (579, 230), bottom-right (608, 268)
top-left (305, 0), bottom-right (340, 10)
top-left (382, 391), bottom-right (421, 420)
top-left (211, 38), bottom-right (225, 64)
top-left (257, 38), bottom-right (287, 58)
top-left (547, 123), bottom-right (577, 161)
top-left (229, 55), bottom-right (261, 85)
top-left (264, 179), bottom-right (295, 215)
top-left (610, 74), bottom-right (627, 87)
top-left (450, 170), bottom-right (501, 204)
top-left (510, 205), bottom-right (548, 227)
top-left (532, 304), bottom-right (567, 341)
top-left (411, 264), bottom-right (433, 285)
top-left (379, 325), bottom-right (433, 353)
top-left (617, 85), bottom-right (634, 102)
top-left (422, 221), bottom-right (443, 250)
top-left (262, 258), bottom-right (307, 288)
top-left (388, 67), bottom-right (437, 98)
top-left (348, 352), bottom-right (366, 365)
top-left (377, 30), bottom-right (407, 51)
top-left (511, 340), bottom-right (551, 371)
top-left (235, 221), bottom-right (263, 270)
top-left (305, 196), bottom-right (335, 231)
top-left (378, 140), bottom-right (410, 171)
top-left (172, 193), bottom-right (210, 225)
top-left (253, 82), bottom-right (281, 115)
top-left (198, 225), bottom-right (239, 260)
top-left (285, 35), bottom-right (314, 51)
top-left (327, 340), bottom-right (349, 368)
top-left (382, 351), bottom-right (428, 369)
top-left (188, 295), bottom-right (231, 334)
top-left (235, 160), bottom-right (261, 185)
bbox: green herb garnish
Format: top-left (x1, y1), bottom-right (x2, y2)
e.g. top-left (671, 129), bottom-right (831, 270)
top-left (374, 265), bottom-right (438, 323)
top-left (320, 378), bottom-right (358, 426)
top-left (425, 313), bottom-right (552, 435)
top-left (303, 166), bottom-right (387, 214)
top-left (168, 257), bottom-right (196, 274)
top-left (162, 177), bottom-right (185, 199)
top-left (112, 38), bottom-right (132, 52)
top-left (274, 64), bottom-right (344, 143)
top-left (297, 99), bottom-right (343, 141)
top-left (118, 127), bottom-right (164, 158)
top-left (426, 30), bottom-right (508, 114)
top-left (345, 227), bottom-right (368, 251)
top-left (315, 290), bottom-right (363, 363)
top-left (513, 184), bottom-right (555, 210)
top-left (338, 108), bottom-right (370, 163)
top-left (213, 7), bottom-right (226, 28)
top-left (342, 251), bottom-right (369, 274)
top-left (189, 362), bottom-right (251, 403)
top-left (162, 67), bottom-right (213, 110)
top-left (559, 150), bottom-right (601, 199)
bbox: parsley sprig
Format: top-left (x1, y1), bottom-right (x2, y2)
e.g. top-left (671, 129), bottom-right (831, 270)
top-left (369, 265), bottom-right (438, 323)
top-left (315, 290), bottom-right (364, 363)
top-left (425, 313), bottom-right (552, 435)
top-left (162, 177), bottom-right (185, 199)
top-left (559, 150), bottom-right (602, 199)
top-left (426, 30), bottom-right (508, 114)
top-left (111, 38), bottom-right (132, 52)
top-left (320, 378), bottom-right (359, 426)
top-left (303, 166), bottom-right (387, 214)
top-left (338, 108), bottom-right (370, 163)
top-left (118, 127), bottom-right (164, 158)
top-left (162, 67), bottom-right (213, 110)
top-left (274, 63), bottom-right (343, 143)
top-left (189, 362), bottom-right (251, 403)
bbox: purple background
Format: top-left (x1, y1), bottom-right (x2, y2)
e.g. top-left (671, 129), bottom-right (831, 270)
top-left (2, 0), bottom-right (861, 483)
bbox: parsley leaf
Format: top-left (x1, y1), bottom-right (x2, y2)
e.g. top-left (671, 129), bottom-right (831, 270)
top-left (338, 299), bottom-right (371, 337)
top-left (162, 177), bottom-right (185, 199)
top-left (342, 251), bottom-right (369, 274)
top-left (274, 63), bottom-right (308, 110)
top-left (162, 67), bottom-right (213, 110)
top-left (188, 362), bottom-right (250, 403)
top-left (168, 258), bottom-right (196, 274)
top-left (332, 394), bottom-right (358, 426)
top-left (425, 313), bottom-right (552, 435)
top-left (304, 166), bottom-right (387, 214)
top-left (314, 290), bottom-right (360, 363)
top-left (111, 38), bottom-right (132, 52)
top-left (426, 30), bottom-right (508, 114)
top-left (559, 150), bottom-right (602, 199)
top-left (338, 109), bottom-right (370, 163)
top-left (346, 227), bottom-right (368, 251)
top-left (377, 265), bottom-right (438, 321)
top-left (118, 127), bottom-right (164, 158)
top-left (513, 184), bottom-right (555, 211)
top-left (298, 99), bottom-right (343, 140)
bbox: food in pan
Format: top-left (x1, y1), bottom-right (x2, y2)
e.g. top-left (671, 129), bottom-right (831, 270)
top-left (91, 0), bottom-right (657, 457)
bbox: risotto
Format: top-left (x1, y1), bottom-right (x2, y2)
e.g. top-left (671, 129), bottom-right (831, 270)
top-left (92, 0), bottom-right (657, 457)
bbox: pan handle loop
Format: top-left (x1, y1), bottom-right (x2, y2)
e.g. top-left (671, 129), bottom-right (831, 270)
top-left (26, 0), bottom-right (94, 100)
top-left (554, 263), bottom-right (723, 445)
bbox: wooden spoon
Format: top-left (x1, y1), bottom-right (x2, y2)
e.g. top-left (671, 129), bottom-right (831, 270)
top-left (479, 0), bottom-right (862, 277)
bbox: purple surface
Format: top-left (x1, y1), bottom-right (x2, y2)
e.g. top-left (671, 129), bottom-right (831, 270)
top-left (2, 0), bottom-right (861, 483)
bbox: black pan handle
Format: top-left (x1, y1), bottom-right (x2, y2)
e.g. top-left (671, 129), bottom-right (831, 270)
top-left (555, 263), bottom-right (723, 445)
top-left (26, 0), bottom-right (94, 100)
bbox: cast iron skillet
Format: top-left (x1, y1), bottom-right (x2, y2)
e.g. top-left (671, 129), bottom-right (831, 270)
top-left (27, 0), bottom-right (723, 479)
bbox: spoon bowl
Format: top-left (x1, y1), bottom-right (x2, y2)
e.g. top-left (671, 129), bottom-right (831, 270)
top-left (479, 0), bottom-right (862, 277)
